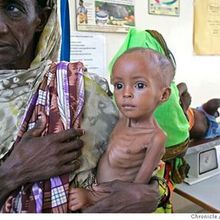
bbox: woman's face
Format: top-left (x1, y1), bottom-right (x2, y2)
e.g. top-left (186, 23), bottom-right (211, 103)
top-left (0, 0), bottom-right (44, 69)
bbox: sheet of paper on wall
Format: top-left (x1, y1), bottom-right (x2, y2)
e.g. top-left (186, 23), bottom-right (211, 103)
top-left (70, 32), bottom-right (107, 78)
top-left (194, 0), bottom-right (220, 55)
top-left (75, 0), bottom-right (135, 33)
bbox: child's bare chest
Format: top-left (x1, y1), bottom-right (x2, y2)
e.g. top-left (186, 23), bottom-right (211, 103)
top-left (106, 123), bottom-right (155, 167)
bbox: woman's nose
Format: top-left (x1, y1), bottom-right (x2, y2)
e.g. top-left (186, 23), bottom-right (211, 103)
top-left (0, 16), bottom-right (8, 34)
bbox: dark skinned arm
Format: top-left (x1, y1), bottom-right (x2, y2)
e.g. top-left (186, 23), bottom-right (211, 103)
top-left (82, 180), bottom-right (160, 213)
top-left (177, 82), bottom-right (192, 113)
top-left (0, 113), bottom-right (83, 207)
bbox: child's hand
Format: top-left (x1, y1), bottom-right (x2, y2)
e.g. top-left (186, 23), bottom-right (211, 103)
top-left (68, 188), bottom-right (89, 211)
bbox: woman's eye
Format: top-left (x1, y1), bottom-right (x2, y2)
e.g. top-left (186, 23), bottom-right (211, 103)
top-left (114, 83), bottom-right (123, 90)
top-left (7, 5), bottom-right (19, 12)
top-left (135, 82), bottom-right (145, 89)
top-left (6, 3), bottom-right (25, 17)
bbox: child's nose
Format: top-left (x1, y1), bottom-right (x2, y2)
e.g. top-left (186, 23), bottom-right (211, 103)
top-left (123, 87), bottom-right (133, 98)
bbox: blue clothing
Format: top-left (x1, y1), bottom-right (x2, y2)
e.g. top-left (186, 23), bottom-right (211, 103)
top-left (77, 6), bottom-right (88, 14)
top-left (196, 106), bottom-right (220, 139)
top-left (60, 0), bottom-right (70, 61)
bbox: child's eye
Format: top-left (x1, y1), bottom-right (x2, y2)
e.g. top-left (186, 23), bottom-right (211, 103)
top-left (114, 82), bottom-right (123, 90)
top-left (135, 82), bottom-right (146, 89)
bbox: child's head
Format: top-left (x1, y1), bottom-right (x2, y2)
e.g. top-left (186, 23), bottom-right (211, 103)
top-left (111, 47), bottom-right (174, 120)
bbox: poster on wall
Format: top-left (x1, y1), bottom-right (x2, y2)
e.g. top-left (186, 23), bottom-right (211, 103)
top-left (148, 0), bottom-right (180, 16)
top-left (75, 0), bottom-right (135, 33)
top-left (194, 0), bottom-right (220, 55)
top-left (70, 32), bottom-right (107, 78)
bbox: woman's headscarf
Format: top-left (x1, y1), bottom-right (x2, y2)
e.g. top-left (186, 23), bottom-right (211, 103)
top-left (0, 0), bottom-right (60, 160)
top-left (32, 0), bottom-right (60, 66)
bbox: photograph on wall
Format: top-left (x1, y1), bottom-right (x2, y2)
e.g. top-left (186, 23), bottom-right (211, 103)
top-left (148, 0), bottom-right (180, 16)
top-left (75, 0), bottom-right (135, 33)
top-left (194, 0), bottom-right (220, 55)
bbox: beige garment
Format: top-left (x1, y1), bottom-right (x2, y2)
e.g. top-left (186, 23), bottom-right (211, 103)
top-left (70, 74), bottom-right (119, 187)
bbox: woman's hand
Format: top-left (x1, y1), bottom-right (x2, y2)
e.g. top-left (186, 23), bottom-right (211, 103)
top-left (0, 113), bottom-right (83, 204)
top-left (82, 179), bottom-right (160, 213)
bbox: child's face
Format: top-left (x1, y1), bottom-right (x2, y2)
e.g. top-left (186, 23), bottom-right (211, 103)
top-left (112, 52), bottom-right (165, 120)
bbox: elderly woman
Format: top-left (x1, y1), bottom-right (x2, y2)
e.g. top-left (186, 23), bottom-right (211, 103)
top-left (0, 0), bottom-right (160, 213)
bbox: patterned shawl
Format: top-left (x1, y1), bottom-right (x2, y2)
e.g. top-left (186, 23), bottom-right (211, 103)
top-left (2, 62), bottom-right (84, 213)
top-left (0, 60), bottom-right (119, 212)
top-left (1, 61), bottom-right (84, 213)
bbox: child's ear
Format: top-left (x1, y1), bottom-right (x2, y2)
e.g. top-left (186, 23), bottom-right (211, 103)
top-left (36, 7), bottom-right (52, 32)
top-left (160, 87), bottom-right (171, 103)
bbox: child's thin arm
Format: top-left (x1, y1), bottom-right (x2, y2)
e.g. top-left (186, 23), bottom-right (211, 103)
top-left (134, 132), bottom-right (166, 184)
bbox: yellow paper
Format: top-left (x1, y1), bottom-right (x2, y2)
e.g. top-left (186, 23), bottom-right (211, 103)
top-left (194, 0), bottom-right (220, 55)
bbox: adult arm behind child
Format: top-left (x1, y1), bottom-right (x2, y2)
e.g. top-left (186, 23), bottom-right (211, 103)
top-left (82, 180), bottom-right (160, 213)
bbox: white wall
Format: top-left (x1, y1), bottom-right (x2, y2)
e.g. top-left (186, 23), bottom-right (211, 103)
top-left (69, 0), bottom-right (220, 106)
